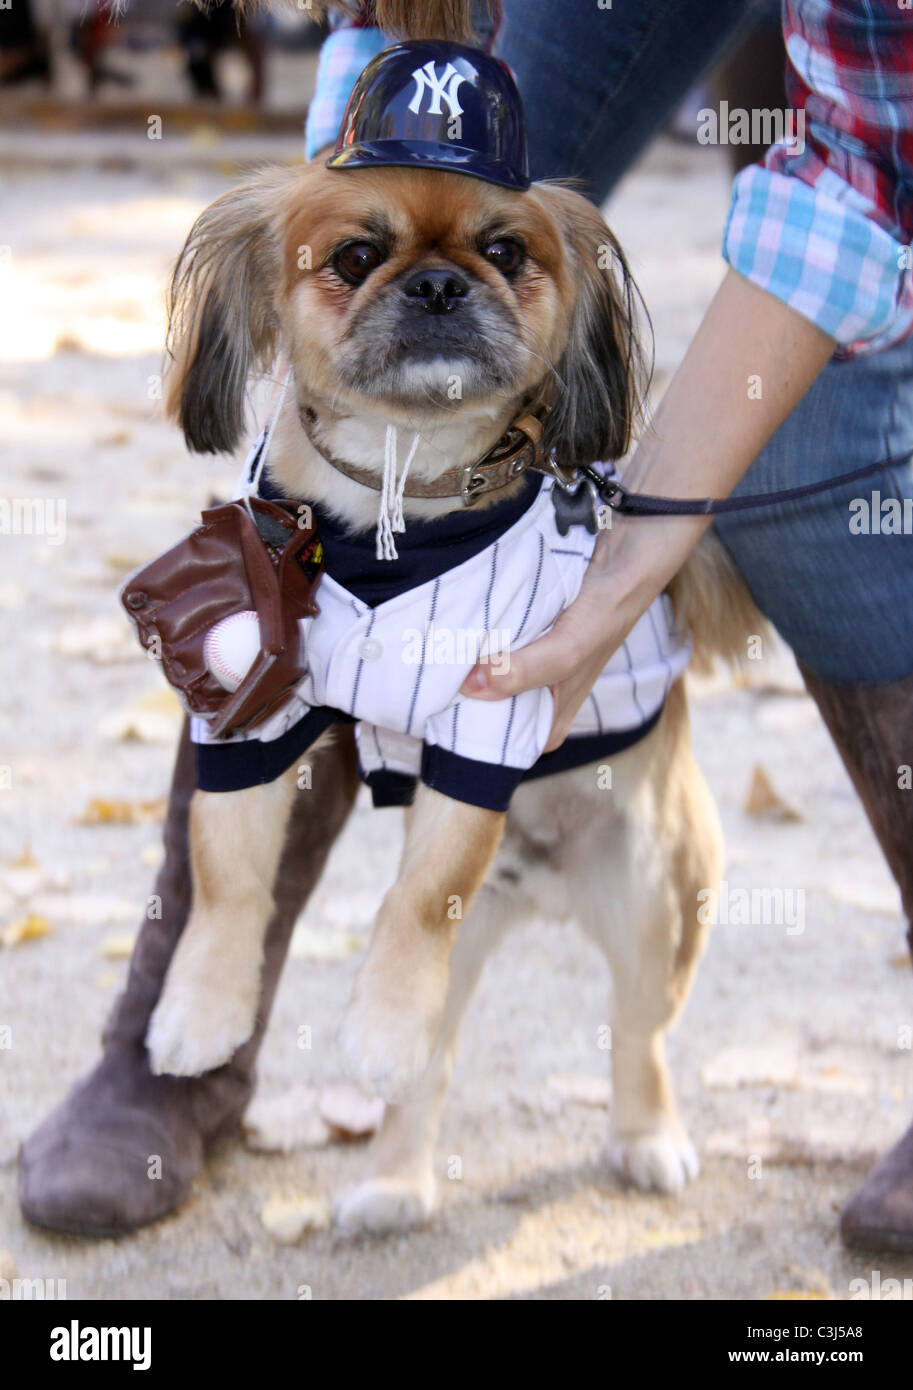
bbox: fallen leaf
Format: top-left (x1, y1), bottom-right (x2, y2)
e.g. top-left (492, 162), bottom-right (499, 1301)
top-left (319, 1083), bottom-right (384, 1141)
top-left (99, 931), bottom-right (136, 959)
top-left (97, 687), bottom-right (183, 744)
top-left (106, 552), bottom-right (141, 573)
top-left (1, 914), bottom-right (52, 947)
top-left (744, 765), bottom-right (801, 822)
top-left (54, 332), bottom-right (84, 354)
top-left (2, 851), bottom-right (70, 900)
top-left (259, 1194), bottom-right (330, 1245)
top-left (289, 923), bottom-right (366, 962)
top-left (890, 952), bottom-right (911, 971)
top-left (75, 797), bottom-right (166, 826)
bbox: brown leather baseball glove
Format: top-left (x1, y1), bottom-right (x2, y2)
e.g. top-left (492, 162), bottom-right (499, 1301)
top-left (121, 496), bottom-right (323, 739)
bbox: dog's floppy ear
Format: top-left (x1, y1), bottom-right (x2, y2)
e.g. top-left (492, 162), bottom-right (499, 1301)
top-left (533, 183), bottom-right (650, 470)
top-left (166, 168), bottom-right (294, 455)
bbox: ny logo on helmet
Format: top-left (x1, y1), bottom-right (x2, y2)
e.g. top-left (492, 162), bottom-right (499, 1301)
top-left (408, 61), bottom-right (466, 119)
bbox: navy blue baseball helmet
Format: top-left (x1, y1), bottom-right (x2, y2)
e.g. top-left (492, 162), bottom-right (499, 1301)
top-left (326, 40), bottom-right (530, 191)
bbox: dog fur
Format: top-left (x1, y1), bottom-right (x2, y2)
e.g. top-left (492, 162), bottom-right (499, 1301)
top-left (146, 158), bottom-right (755, 1232)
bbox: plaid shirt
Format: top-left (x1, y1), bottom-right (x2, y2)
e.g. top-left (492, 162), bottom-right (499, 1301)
top-left (725, 0), bottom-right (913, 354)
top-left (306, 1), bottom-right (913, 356)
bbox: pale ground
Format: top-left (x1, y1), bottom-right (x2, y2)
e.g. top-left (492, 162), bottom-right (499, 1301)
top-left (1, 131), bottom-right (913, 1301)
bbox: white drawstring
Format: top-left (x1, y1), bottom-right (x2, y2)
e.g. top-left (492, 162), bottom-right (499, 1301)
top-left (376, 424), bottom-right (421, 561)
top-left (244, 370), bottom-right (420, 563)
top-left (244, 364), bottom-right (292, 518)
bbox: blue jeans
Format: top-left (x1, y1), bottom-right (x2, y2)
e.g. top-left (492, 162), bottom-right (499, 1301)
top-left (498, 0), bottom-right (913, 684)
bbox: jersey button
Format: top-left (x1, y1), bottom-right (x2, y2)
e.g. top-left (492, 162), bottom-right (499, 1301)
top-left (358, 637), bottom-right (383, 662)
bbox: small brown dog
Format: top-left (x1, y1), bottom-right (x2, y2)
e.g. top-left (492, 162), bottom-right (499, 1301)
top-left (144, 152), bottom-right (755, 1234)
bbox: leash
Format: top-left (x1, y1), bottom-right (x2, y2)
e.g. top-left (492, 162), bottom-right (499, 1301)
top-left (573, 451), bottom-right (913, 518)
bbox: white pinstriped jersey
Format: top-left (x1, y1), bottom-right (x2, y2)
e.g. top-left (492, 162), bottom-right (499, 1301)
top-left (191, 442), bottom-right (691, 810)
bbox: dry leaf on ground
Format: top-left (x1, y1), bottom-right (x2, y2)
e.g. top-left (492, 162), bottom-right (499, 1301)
top-left (744, 765), bottom-right (801, 822)
top-left (1, 913), bottom-right (52, 947)
top-left (75, 797), bottom-right (166, 826)
top-left (259, 1194), bottom-right (330, 1245)
top-left (97, 687), bottom-right (183, 744)
top-left (99, 931), bottom-right (136, 959)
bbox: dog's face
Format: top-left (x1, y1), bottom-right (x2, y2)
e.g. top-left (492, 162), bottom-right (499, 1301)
top-left (167, 162), bottom-right (643, 471)
top-left (285, 167), bottom-right (569, 409)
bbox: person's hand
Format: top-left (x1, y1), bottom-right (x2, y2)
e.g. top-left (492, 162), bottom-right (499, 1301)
top-left (461, 556), bottom-right (640, 751)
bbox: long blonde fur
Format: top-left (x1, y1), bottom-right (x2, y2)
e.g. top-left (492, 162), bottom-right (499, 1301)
top-left (669, 530), bottom-right (771, 675)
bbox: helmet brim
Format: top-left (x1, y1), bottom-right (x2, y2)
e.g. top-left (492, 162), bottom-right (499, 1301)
top-left (326, 139), bottom-right (531, 191)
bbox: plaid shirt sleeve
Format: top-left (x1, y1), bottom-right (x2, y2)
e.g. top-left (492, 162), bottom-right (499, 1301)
top-left (305, 23), bottom-right (388, 159)
top-left (723, 0), bottom-right (913, 354)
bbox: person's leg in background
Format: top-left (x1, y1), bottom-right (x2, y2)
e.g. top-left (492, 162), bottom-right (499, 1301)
top-left (712, 2), bottom-right (786, 174)
top-left (19, 726), bottom-right (359, 1235)
top-left (498, 0), bottom-right (754, 199)
top-left (501, 0), bottom-right (913, 1251)
top-left (713, 346), bottom-right (913, 1251)
top-left (0, 0), bottom-right (52, 87)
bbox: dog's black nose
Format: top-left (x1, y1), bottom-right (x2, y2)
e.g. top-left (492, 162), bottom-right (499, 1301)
top-left (402, 267), bottom-right (469, 314)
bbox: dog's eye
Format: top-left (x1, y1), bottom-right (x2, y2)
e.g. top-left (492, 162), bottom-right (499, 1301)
top-left (332, 241), bottom-right (385, 286)
top-left (483, 237), bottom-right (526, 277)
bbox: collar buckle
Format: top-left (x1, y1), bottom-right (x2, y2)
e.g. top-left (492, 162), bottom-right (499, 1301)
top-left (460, 463), bottom-right (490, 507)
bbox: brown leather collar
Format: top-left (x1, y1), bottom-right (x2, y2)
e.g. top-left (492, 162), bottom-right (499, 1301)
top-left (299, 406), bottom-right (547, 507)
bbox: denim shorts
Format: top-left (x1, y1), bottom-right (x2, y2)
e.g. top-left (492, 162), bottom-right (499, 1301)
top-left (498, 0), bottom-right (913, 684)
top-left (715, 340), bottom-right (913, 683)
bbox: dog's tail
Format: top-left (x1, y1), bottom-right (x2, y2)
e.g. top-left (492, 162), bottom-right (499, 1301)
top-left (667, 530), bottom-right (771, 675)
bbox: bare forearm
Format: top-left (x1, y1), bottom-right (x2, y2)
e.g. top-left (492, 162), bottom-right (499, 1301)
top-left (591, 268), bottom-right (836, 630)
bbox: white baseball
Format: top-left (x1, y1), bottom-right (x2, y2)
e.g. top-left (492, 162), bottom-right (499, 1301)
top-left (204, 610), bottom-right (261, 692)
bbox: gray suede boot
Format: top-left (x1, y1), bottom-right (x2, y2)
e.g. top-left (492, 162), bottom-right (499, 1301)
top-left (800, 665), bottom-right (913, 1252)
top-left (18, 720), bottom-right (359, 1236)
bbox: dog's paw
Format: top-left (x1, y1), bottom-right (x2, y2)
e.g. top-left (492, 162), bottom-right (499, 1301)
top-left (146, 979), bottom-right (257, 1078)
top-left (338, 999), bottom-right (437, 1104)
top-left (334, 1175), bottom-right (436, 1236)
top-left (608, 1127), bottom-right (700, 1195)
